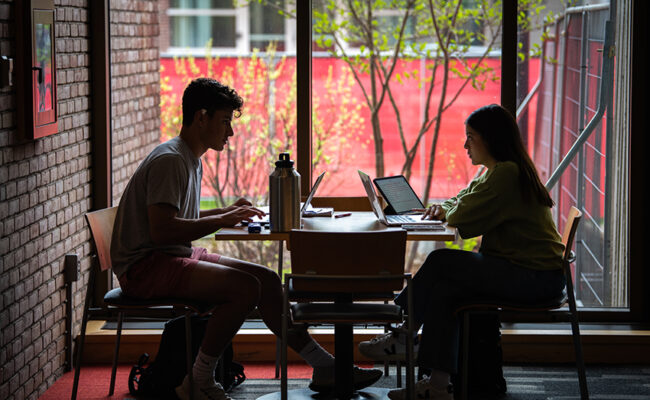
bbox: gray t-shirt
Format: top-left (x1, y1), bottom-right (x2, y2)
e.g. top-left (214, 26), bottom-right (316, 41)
top-left (110, 136), bottom-right (202, 278)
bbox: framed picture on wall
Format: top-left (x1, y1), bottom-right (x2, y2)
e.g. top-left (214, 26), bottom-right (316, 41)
top-left (17, 0), bottom-right (58, 139)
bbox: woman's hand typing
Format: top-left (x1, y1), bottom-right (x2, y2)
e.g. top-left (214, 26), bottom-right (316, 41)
top-left (422, 204), bottom-right (447, 221)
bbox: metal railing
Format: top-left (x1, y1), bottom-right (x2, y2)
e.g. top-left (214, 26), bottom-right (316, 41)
top-left (541, 4), bottom-right (614, 190)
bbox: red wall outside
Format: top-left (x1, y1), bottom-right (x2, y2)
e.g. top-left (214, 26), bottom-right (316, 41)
top-left (161, 56), bottom-right (540, 201)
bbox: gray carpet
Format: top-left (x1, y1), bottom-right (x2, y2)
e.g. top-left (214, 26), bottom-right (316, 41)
top-left (227, 364), bottom-right (650, 399)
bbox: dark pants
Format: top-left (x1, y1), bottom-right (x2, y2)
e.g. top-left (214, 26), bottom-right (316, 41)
top-left (394, 249), bottom-right (565, 373)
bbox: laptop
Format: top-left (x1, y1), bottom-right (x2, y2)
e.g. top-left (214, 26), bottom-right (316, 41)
top-left (358, 170), bottom-right (442, 227)
top-left (301, 171), bottom-right (333, 217)
top-left (373, 175), bottom-right (427, 215)
top-left (249, 171), bottom-right (330, 224)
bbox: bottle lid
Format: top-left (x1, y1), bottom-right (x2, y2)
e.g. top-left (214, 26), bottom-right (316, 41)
top-left (275, 152), bottom-right (294, 168)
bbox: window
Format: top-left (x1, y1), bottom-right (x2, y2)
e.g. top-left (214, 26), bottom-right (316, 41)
top-left (161, 0), bottom-right (297, 269)
top-left (160, 0), bottom-right (636, 312)
top-left (517, 1), bottom-right (629, 309)
top-left (311, 0), bottom-right (502, 202)
top-left (164, 0), bottom-right (295, 56)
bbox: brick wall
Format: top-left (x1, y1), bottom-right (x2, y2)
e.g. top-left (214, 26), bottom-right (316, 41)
top-left (159, 0), bottom-right (170, 55)
top-left (110, 0), bottom-right (160, 204)
top-left (0, 1), bottom-right (160, 398)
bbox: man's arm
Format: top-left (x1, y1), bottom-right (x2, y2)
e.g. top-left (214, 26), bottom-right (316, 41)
top-left (199, 197), bottom-right (259, 218)
top-left (148, 203), bottom-right (264, 245)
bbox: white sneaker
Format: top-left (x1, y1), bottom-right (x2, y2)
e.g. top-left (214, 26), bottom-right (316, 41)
top-left (358, 328), bottom-right (419, 361)
top-left (309, 365), bottom-right (383, 393)
top-left (175, 375), bottom-right (234, 400)
top-left (387, 377), bottom-right (453, 400)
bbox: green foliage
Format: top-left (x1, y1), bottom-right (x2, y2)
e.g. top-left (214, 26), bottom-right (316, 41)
top-left (161, 37), bottom-right (362, 264)
top-left (445, 237), bottom-right (479, 252)
top-left (161, 40), bottom-right (362, 205)
top-left (311, 0), bottom-right (560, 198)
top-left (233, 0), bottom-right (562, 200)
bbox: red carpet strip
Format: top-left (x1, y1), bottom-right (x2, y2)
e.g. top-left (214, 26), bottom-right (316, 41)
top-left (39, 362), bottom-right (374, 399)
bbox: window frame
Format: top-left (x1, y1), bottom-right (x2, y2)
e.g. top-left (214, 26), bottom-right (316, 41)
top-left (164, 2), bottom-right (298, 56)
top-left (166, 4), bottom-right (250, 55)
top-left (295, 0), bottom-right (645, 322)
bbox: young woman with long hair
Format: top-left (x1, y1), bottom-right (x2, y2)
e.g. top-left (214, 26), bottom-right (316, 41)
top-left (359, 104), bottom-right (566, 400)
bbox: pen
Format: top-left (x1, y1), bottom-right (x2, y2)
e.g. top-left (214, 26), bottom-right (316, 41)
top-left (410, 208), bottom-right (426, 213)
top-left (335, 212), bottom-right (352, 218)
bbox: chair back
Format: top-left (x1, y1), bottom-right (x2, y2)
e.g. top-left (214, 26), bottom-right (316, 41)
top-left (560, 206), bottom-right (582, 275)
top-left (289, 230), bottom-right (407, 293)
top-left (85, 206), bottom-right (118, 272)
top-left (561, 206), bottom-right (582, 259)
top-left (560, 206), bottom-right (582, 308)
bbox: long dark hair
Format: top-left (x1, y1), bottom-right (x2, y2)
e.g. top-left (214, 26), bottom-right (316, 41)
top-left (466, 104), bottom-right (554, 207)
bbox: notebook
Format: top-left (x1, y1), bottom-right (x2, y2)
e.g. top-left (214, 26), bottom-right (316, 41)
top-left (249, 171), bottom-right (331, 224)
top-left (358, 170), bottom-right (443, 227)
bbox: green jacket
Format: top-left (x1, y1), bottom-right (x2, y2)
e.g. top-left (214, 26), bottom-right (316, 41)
top-left (441, 161), bottom-right (564, 271)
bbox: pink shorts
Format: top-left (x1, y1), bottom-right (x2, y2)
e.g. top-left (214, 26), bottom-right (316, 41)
top-left (118, 247), bottom-right (222, 299)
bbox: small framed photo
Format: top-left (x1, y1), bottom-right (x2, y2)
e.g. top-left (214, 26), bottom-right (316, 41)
top-left (17, 0), bottom-right (58, 139)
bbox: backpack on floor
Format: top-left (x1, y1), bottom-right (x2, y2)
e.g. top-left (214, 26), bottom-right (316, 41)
top-left (127, 315), bottom-right (246, 398)
top-left (418, 313), bottom-right (506, 399)
top-left (452, 313), bottom-right (507, 399)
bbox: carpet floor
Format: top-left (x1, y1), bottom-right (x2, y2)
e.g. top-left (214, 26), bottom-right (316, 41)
top-left (40, 363), bottom-right (650, 399)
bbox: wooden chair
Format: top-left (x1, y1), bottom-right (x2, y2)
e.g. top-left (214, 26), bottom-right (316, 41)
top-left (280, 230), bottom-right (415, 400)
top-left (455, 206), bottom-right (588, 400)
top-left (72, 207), bottom-right (210, 400)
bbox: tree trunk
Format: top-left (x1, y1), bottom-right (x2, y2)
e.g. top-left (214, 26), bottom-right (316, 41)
top-left (372, 110), bottom-right (384, 178)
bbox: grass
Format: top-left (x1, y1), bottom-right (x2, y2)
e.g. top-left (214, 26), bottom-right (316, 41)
top-left (201, 198), bottom-right (219, 210)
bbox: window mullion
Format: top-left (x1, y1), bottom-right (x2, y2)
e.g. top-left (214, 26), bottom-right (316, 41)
top-left (501, 0), bottom-right (517, 114)
top-left (296, 0), bottom-right (312, 195)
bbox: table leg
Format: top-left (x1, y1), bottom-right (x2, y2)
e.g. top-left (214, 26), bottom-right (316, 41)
top-left (334, 323), bottom-right (354, 399)
top-left (275, 240), bottom-right (284, 379)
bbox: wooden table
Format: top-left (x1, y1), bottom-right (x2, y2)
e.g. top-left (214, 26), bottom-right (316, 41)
top-left (214, 211), bottom-right (457, 242)
top-left (215, 212), bottom-right (456, 399)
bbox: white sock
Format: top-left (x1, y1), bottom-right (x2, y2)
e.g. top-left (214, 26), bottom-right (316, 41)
top-left (428, 369), bottom-right (451, 388)
top-left (299, 340), bottom-right (335, 368)
top-left (193, 348), bottom-right (219, 386)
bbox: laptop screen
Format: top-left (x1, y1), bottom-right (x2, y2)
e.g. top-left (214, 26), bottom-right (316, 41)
top-left (373, 176), bottom-right (424, 214)
top-left (301, 171), bottom-right (326, 214)
top-left (357, 170), bottom-right (386, 220)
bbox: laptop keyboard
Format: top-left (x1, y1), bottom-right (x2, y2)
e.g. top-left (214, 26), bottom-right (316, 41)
top-left (386, 215), bottom-right (414, 223)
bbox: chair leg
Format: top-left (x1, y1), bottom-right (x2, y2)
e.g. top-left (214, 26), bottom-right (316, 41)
top-left (217, 345), bottom-right (226, 385)
top-left (570, 315), bottom-right (589, 399)
top-left (108, 312), bottom-right (124, 396)
top-left (405, 275), bottom-right (415, 400)
top-left (383, 323), bottom-right (390, 377)
top-left (396, 361), bottom-right (402, 387)
top-left (459, 312), bottom-right (470, 400)
top-left (71, 266), bottom-right (96, 400)
top-left (185, 312), bottom-right (194, 400)
top-left (70, 302), bottom-right (90, 400)
top-left (275, 337), bottom-right (281, 379)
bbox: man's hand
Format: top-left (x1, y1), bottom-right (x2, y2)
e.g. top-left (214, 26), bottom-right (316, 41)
top-left (149, 202), bottom-right (266, 244)
top-left (231, 197), bottom-right (252, 207)
top-left (220, 197), bottom-right (254, 213)
top-left (215, 205), bottom-right (266, 227)
top-left (422, 204), bottom-right (446, 221)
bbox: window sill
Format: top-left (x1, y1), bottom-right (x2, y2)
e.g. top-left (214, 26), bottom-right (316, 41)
top-left (78, 321), bottom-right (650, 365)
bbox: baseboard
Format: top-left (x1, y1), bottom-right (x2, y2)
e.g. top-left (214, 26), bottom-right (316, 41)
top-left (77, 321), bottom-right (650, 365)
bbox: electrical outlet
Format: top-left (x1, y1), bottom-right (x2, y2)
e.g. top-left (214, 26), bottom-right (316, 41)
top-left (0, 56), bottom-right (12, 87)
top-left (64, 254), bottom-right (79, 283)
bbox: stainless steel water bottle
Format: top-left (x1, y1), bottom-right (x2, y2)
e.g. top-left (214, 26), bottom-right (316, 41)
top-left (269, 153), bottom-right (301, 232)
